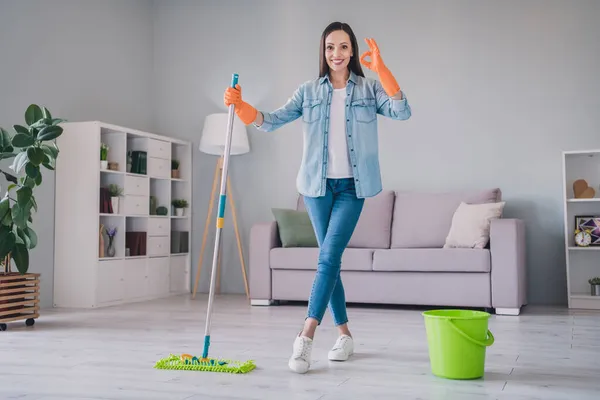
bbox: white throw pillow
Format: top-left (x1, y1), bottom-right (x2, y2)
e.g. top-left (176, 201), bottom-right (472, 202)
top-left (443, 201), bottom-right (506, 249)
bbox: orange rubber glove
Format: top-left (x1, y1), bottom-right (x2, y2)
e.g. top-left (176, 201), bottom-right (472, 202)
top-left (223, 84), bottom-right (258, 125)
top-left (360, 38), bottom-right (401, 97)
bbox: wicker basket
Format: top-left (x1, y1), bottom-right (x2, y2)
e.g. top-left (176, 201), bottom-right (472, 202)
top-left (0, 255), bottom-right (40, 331)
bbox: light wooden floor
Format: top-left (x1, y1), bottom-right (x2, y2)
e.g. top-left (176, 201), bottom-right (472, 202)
top-left (2, 294), bottom-right (600, 400)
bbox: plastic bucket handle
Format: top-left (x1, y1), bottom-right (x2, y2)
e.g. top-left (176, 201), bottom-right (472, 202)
top-left (447, 319), bottom-right (495, 347)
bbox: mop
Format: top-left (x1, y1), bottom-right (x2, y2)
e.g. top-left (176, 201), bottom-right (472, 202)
top-left (154, 74), bottom-right (256, 374)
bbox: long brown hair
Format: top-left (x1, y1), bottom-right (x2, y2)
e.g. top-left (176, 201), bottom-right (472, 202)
top-left (319, 22), bottom-right (365, 78)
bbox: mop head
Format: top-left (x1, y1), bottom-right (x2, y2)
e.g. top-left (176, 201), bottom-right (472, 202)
top-left (154, 353), bottom-right (256, 374)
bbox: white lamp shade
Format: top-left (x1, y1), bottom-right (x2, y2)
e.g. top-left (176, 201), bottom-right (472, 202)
top-left (199, 113), bottom-right (250, 156)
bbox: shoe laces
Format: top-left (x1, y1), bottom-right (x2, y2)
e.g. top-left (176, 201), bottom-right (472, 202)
top-left (333, 335), bottom-right (351, 351)
top-left (293, 337), bottom-right (312, 359)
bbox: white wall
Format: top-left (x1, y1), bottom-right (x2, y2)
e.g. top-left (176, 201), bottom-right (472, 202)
top-left (153, 0), bottom-right (600, 306)
top-left (0, 0), bottom-right (154, 308)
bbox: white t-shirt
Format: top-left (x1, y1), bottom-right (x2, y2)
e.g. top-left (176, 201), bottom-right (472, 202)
top-left (326, 87), bottom-right (353, 178)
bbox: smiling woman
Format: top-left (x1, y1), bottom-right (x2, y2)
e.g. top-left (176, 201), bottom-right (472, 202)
top-left (222, 21), bottom-right (412, 375)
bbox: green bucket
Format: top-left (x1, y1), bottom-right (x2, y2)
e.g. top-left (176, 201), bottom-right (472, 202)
top-left (422, 309), bottom-right (494, 380)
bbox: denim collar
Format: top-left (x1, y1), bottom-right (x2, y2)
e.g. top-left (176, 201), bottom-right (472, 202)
top-left (319, 70), bottom-right (358, 86)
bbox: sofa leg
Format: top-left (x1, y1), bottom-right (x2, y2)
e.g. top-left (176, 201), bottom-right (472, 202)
top-left (495, 307), bottom-right (521, 316)
top-left (250, 299), bottom-right (273, 306)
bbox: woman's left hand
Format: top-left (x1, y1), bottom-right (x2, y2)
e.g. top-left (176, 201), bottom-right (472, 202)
top-left (360, 38), bottom-right (401, 97)
top-left (360, 38), bottom-right (386, 73)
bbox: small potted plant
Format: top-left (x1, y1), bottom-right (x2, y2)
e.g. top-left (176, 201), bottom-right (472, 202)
top-left (100, 143), bottom-right (109, 169)
top-left (172, 159), bottom-right (180, 179)
top-left (589, 277), bottom-right (600, 296)
top-left (108, 184), bottom-right (123, 214)
top-left (172, 199), bottom-right (188, 217)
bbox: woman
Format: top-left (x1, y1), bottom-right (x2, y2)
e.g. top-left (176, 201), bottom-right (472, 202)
top-left (224, 21), bottom-right (411, 374)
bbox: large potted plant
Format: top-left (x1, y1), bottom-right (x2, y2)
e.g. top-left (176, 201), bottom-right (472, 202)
top-left (0, 104), bottom-right (64, 331)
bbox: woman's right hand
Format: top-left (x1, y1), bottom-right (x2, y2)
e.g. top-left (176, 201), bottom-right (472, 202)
top-left (224, 84), bottom-right (243, 107)
top-left (223, 84), bottom-right (258, 125)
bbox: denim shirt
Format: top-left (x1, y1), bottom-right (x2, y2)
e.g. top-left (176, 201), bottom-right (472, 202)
top-left (254, 70), bottom-right (411, 198)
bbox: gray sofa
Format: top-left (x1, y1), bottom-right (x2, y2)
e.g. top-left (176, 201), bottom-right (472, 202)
top-left (249, 188), bottom-right (527, 316)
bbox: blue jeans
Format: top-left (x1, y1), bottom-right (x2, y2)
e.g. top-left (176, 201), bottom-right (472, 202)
top-left (303, 178), bottom-right (365, 326)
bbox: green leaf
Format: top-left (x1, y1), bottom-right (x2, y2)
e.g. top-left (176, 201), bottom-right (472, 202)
top-left (30, 195), bottom-right (38, 212)
top-left (11, 203), bottom-right (29, 229)
top-left (9, 151), bottom-right (28, 174)
top-left (26, 147), bottom-right (45, 166)
top-left (37, 125), bottom-right (63, 141)
top-left (25, 104), bottom-right (43, 126)
top-left (0, 227), bottom-right (16, 261)
top-left (42, 162), bottom-right (55, 171)
top-left (23, 176), bottom-right (35, 189)
top-left (51, 118), bottom-right (67, 125)
top-left (12, 243), bottom-right (29, 274)
top-left (35, 171), bottom-right (42, 185)
top-left (15, 226), bottom-right (31, 249)
top-left (41, 144), bottom-right (59, 159)
top-left (13, 225), bottom-right (25, 245)
top-left (42, 107), bottom-right (52, 120)
top-left (7, 183), bottom-right (17, 192)
top-left (16, 186), bottom-right (32, 206)
top-left (13, 125), bottom-right (29, 135)
top-left (0, 196), bottom-right (11, 226)
top-left (0, 127), bottom-right (13, 151)
top-left (25, 227), bottom-right (37, 249)
top-left (12, 133), bottom-right (35, 147)
top-left (25, 162), bottom-right (39, 180)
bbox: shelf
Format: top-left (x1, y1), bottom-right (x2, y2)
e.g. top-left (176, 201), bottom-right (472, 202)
top-left (570, 293), bottom-right (600, 300)
top-left (567, 198), bottom-right (600, 202)
top-left (568, 246), bottom-right (600, 251)
top-left (101, 169), bottom-right (124, 175)
top-left (53, 121), bottom-right (193, 309)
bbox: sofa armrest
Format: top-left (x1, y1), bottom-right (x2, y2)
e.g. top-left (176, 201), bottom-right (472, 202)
top-left (249, 221), bottom-right (280, 303)
top-left (490, 218), bottom-right (527, 314)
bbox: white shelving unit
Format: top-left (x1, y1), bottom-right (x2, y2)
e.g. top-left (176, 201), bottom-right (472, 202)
top-left (53, 121), bottom-right (192, 308)
top-left (562, 149), bottom-right (600, 310)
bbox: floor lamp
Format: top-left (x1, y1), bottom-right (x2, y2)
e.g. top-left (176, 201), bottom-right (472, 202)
top-left (192, 113), bottom-right (250, 300)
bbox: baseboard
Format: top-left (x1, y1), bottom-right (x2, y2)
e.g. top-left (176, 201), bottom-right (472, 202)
top-left (495, 307), bottom-right (521, 316)
top-left (250, 299), bottom-right (273, 306)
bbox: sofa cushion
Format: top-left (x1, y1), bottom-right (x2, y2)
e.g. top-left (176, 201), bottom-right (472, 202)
top-left (270, 248), bottom-right (373, 271)
top-left (390, 188), bottom-right (502, 248)
top-left (297, 190), bottom-right (395, 248)
top-left (373, 248), bottom-right (490, 273)
top-left (443, 201), bottom-right (506, 249)
top-left (271, 208), bottom-right (318, 247)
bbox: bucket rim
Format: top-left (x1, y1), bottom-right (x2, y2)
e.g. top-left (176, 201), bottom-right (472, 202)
top-left (421, 309), bottom-right (491, 319)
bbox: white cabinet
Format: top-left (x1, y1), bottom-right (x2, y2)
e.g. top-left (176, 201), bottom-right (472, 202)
top-left (53, 121), bottom-right (192, 308)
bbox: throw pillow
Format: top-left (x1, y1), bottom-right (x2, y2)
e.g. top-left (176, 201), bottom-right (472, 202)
top-left (271, 208), bottom-right (318, 247)
top-left (443, 201), bottom-right (506, 249)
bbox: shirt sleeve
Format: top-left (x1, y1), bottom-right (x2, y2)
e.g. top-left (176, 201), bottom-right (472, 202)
top-left (374, 79), bottom-right (411, 121)
top-left (254, 83), bottom-right (305, 132)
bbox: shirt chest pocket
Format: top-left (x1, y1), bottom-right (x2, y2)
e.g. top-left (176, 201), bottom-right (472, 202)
top-left (302, 99), bottom-right (322, 123)
top-left (351, 98), bottom-right (377, 123)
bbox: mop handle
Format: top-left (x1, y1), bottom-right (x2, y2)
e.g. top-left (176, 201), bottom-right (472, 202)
top-left (202, 73), bottom-right (239, 359)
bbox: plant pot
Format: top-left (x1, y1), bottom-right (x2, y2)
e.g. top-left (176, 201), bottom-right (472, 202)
top-left (175, 208), bottom-right (184, 217)
top-left (0, 271), bottom-right (40, 331)
top-left (111, 196), bottom-right (119, 214)
top-left (172, 169), bottom-right (180, 179)
top-left (100, 160), bottom-right (108, 170)
top-left (591, 284), bottom-right (600, 296)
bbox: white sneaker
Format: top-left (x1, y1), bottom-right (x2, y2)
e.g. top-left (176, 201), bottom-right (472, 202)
top-left (288, 335), bottom-right (313, 373)
top-left (328, 334), bottom-right (354, 361)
